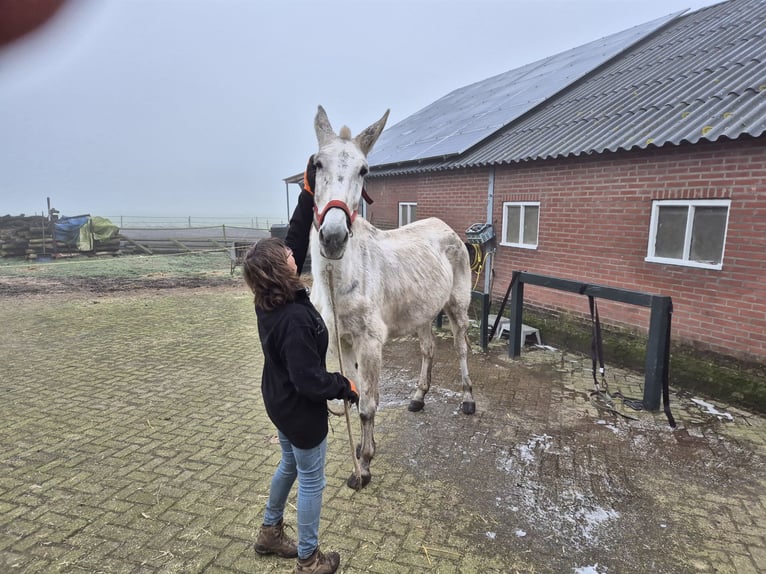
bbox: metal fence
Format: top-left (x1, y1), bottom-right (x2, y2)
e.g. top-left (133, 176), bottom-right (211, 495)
top-left (105, 215), bottom-right (288, 229)
top-left (118, 225), bottom-right (277, 256)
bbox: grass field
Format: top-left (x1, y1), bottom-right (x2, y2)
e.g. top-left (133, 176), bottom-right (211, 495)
top-left (0, 251), bottom-right (245, 297)
top-left (0, 251), bottom-right (235, 280)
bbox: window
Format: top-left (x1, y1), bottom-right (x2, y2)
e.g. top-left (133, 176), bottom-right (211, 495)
top-left (399, 202), bottom-right (416, 226)
top-left (501, 202), bottom-right (539, 248)
top-left (357, 198), bottom-right (368, 220)
top-left (646, 199), bottom-right (730, 269)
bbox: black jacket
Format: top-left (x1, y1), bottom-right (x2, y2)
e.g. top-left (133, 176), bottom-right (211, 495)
top-left (285, 188), bottom-right (314, 274)
top-left (256, 288), bottom-right (349, 448)
top-left (256, 186), bottom-right (349, 448)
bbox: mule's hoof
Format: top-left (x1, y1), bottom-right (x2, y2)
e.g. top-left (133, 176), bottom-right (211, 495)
top-left (346, 472), bottom-right (371, 490)
top-left (462, 401), bottom-right (476, 415)
top-left (408, 400), bottom-right (425, 412)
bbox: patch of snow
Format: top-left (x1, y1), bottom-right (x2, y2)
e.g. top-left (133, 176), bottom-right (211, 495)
top-left (574, 565), bottom-right (606, 574)
top-left (578, 505), bottom-right (620, 541)
top-left (496, 434), bottom-right (553, 473)
top-left (435, 387), bottom-right (461, 399)
top-left (494, 436), bottom-right (620, 552)
top-left (595, 420), bottom-right (620, 434)
top-left (515, 529), bottom-right (527, 537)
top-left (485, 531), bottom-right (496, 540)
top-left (496, 453), bottom-right (514, 473)
top-left (518, 434), bottom-right (552, 464)
top-left (691, 398), bottom-right (733, 421)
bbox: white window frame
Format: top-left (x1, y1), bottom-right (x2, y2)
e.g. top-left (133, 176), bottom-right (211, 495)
top-left (645, 199), bottom-right (731, 270)
top-left (398, 202), bottom-right (417, 227)
top-left (500, 201), bottom-right (539, 249)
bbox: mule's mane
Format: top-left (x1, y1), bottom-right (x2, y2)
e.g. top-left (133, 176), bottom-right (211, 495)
top-left (339, 126), bottom-right (352, 140)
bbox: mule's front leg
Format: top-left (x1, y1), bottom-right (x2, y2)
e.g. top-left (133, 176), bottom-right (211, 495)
top-left (408, 324), bottom-right (434, 412)
top-left (455, 326), bottom-right (475, 415)
top-left (347, 408), bottom-right (375, 490)
top-left (346, 343), bottom-right (381, 490)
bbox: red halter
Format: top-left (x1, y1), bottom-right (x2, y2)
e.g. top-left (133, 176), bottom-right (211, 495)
top-left (313, 199), bottom-right (358, 230)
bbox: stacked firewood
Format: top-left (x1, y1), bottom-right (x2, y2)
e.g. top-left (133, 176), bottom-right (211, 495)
top-left (0, 215), bottom-right (54, 259)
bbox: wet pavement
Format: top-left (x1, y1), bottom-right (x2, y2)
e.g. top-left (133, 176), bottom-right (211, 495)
top-left (1, 286), bottom-right (764, 573)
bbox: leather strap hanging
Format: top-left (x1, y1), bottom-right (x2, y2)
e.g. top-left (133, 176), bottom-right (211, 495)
top-left (588, 295), bottom-right (676, 427)
top-left (588, 295), bottom-right (606, 393)
top-left (488, 272), bottom-right (520, 341)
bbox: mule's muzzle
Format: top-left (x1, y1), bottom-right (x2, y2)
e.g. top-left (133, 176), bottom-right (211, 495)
top-left (318, 225), bottom-right (349, 260)
top-left (316, 204), bottom-right (352, 259)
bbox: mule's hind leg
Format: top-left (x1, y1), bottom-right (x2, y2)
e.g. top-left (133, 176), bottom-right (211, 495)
top-left (445, 305), bottom-right (475, 415)
top-left (346, 339), bottom-right (381, 490)
top-left (408, 323), bottom-right (435, 412)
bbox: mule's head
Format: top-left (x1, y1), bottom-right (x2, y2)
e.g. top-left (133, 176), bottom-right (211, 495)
top-left (312, 105), bottom-right (389, 260)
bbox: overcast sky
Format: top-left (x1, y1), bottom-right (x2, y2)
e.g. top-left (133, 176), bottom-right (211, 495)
top-left (0, 0), bottom-right (723, 220)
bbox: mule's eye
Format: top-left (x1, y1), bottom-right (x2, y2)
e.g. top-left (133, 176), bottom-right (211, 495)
top-left (359, 166), bottom-right (368, 177)
top-left (314, 159), bottom-right (323, 170)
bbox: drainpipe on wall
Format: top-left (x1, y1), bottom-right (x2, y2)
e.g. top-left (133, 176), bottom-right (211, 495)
top-left (484, 166), bottom-right (495, 295)
top-left (471, 166), bottom-right (497, 351)
top-left (486, 166), bottom-right (495, 221)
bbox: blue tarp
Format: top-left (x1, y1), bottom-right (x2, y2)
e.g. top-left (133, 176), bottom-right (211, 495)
top-left (54, 215), bottom-right (119, 251)
top-left (54, 215), bottom-right (90, 243)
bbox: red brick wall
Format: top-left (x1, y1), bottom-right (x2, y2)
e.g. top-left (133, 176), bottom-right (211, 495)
top-left (366, 169), bottom-right (488, 231)
top-left (366, 138), bottom-right (766, 361)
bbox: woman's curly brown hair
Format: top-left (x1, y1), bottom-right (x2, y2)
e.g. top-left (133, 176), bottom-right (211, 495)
top-left (242, 237), bottom-right (304, 310)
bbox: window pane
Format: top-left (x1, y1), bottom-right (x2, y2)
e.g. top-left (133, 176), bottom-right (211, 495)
top-left (505, 206), bottom-right (520, 243)
top-left (655, 206), bottom-right (687, 259)
top-left (409, 204), bottom-right (416, 222)
top-left (690, 206), bottom-right (726, 264)
top-left (523, 205), bottom-right (539, 245)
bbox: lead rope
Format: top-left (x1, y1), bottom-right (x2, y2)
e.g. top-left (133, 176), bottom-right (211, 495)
top-left (326, 267), bottom-right (363, 486)
top-left (588, 295), bottom-right (640, 422)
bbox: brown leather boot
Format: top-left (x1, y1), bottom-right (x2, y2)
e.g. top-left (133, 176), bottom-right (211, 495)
top-left (254, 519), bottom-right (298, 558)
top-left (294, 547), bottom-right (340, 573)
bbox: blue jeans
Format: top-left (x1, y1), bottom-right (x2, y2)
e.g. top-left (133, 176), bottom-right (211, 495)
top-left (263, 431), bottom-right (327, 559)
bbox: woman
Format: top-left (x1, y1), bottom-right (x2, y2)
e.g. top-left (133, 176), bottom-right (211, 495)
top-left (243, 233), bottom-right (357, 574)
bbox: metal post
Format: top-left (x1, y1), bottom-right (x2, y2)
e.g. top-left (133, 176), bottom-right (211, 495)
top-left (644, 296), bottom-right (673, 410)
top-left (473, 166), bottom-right (497, 352)
top-left (480, 292), bottom-right (490, 351)
top-left (285, 181), bottom-right (291, 219)
top-left (508, 271), bottom-right (524, 357)
top-left (482, 249), bottom-right (492, 294)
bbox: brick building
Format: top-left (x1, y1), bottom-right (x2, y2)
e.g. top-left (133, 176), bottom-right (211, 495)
top-left (357, 0), bottom-right (766, 366)
top-left (286, 0), bottom-right (765, 374)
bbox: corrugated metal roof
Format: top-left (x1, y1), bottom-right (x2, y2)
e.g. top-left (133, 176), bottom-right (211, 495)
top-left (367, 11), bottom-right (682, 167)
top-left (370, 0), bottom-right (766, 177)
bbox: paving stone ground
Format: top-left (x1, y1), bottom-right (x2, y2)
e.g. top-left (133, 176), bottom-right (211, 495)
top-left (1, 285), bottom-right (764, 574)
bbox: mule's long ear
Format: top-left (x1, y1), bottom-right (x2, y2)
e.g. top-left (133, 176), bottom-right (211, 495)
top-left (315, 105), bottom-right (335, 147)
top-left (356, 109), bottom-right (390, 156)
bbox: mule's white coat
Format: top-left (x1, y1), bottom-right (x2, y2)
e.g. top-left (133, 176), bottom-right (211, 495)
top-left (308, 105), bottom-right (475, 487)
